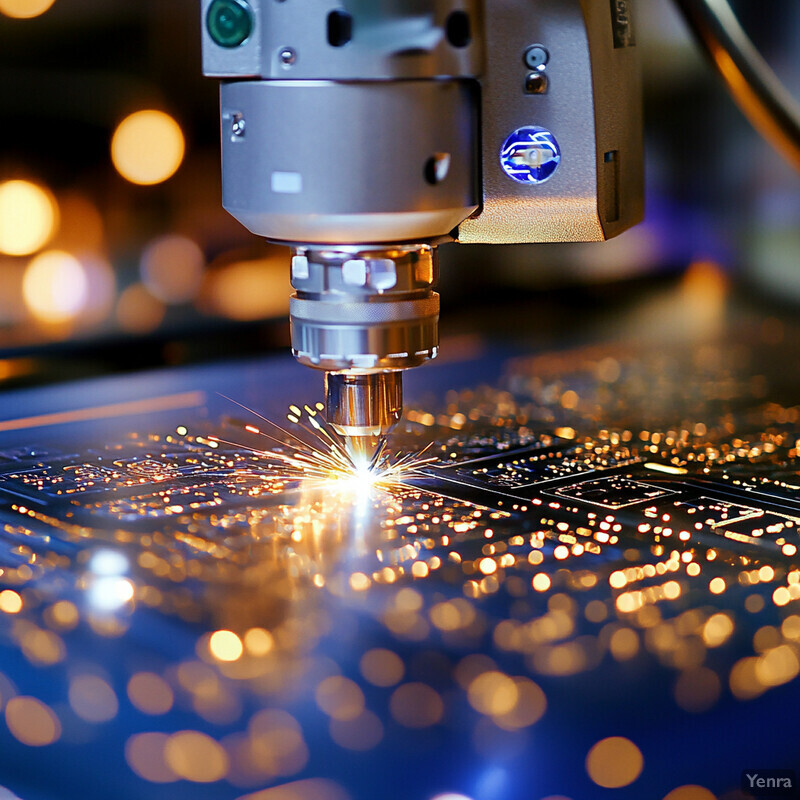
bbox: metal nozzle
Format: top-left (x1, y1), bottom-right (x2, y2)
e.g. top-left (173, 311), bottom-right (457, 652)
top-left (290, 244), bottom-right (437, 464)
top-left (326, 371), bottom-right (402, 463)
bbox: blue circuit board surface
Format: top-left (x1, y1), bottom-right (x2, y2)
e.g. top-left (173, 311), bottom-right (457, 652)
top-left (0, 342), bottom-right (796, 799)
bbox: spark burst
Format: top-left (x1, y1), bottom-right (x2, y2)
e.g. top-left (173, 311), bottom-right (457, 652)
top-left (210, 396), bottom-right (437, 491)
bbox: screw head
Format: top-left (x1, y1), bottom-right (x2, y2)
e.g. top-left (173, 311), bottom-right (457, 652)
top-left (279, 47), bottom-right (297, 66)
top-left (206, 0), bottom-right (253, 48)
top-left (231, 113), bottom-right (245, 137)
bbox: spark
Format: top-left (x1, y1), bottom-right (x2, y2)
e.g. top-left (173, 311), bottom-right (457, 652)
top-left (215, 396), bottom-right (437, 492)
top-left (644, 462), bottom-right (688, 475)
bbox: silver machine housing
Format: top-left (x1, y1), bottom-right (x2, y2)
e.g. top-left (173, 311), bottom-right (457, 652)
top-left (201, 0), bottom-right (643, 452)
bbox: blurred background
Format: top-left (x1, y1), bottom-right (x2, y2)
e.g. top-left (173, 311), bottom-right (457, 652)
top-left (0, 0), bottom-right (798, 386)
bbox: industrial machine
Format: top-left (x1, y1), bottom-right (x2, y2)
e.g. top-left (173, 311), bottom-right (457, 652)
top-left (200, 0), bottom-right (800, 463)
top-left (200, 0), bottom-right (644, 460)
top-left (2, 5), bottom-right (800, 799)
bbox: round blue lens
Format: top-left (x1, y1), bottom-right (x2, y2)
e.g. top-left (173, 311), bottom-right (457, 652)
top-left (500, 126), bottom-right (561, 184)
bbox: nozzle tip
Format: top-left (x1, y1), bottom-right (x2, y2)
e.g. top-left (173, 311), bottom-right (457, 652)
top-left (325, 371), bottom-right (402, 440)
top-left (344, 435), bottom-right (381, 469)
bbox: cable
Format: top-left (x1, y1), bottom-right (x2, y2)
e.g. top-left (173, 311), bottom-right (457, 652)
top-left (674, 0), bottom-right (800, 171)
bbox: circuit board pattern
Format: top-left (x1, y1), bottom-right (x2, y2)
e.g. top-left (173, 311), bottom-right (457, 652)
top-left (0, 340), bottom-right (798, 800)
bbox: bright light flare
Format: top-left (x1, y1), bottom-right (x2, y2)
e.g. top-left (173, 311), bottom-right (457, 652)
top-left (111, 110), bottom-right (185, 186)
top-left (214, 397), bottom-right (437, 495)
top-left (89, 549), bottom-right (129, 576)
top-left (87, 576), bottom-right (135, 612)
top-left (354, 462), bottom-right (378, 487)
top-left (85, 549), bottom-right (133, 611)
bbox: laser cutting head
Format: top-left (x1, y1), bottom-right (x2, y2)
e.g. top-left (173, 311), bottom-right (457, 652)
top-left (201, 0), bottom-right (643, 459)
top-left (290, 243), bottom-right (438, 452)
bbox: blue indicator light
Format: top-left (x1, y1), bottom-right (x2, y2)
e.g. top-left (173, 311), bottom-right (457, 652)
top-left (500, 126), bottom-right (561, 184)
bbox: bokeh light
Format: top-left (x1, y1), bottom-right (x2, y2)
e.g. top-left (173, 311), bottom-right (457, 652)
top-left (79, 255), bottom-right (116, 325)
top-left (140, 234), bottom-right (205, 303)
top-left (0, 0), bottom-right (56, 19)
top-left (0, 180), bottom-right (58, 256)
top-left (125, 732), bottom-right (177, 783)
top-left (315, 676), bottom-right (365, 721)
top-left (208, 630), bottom-right (243, 662)
top-left (87, 576), bottom-right (135, 612)
top-left (755, 644), bottom-right (800, 687)
top-left (242, 627), bottom-right (273, 656)
top-left (532, 572), bottom-right (551, 592)
top-left (673, 667), bottom-right (721, 713)
top-left (116, 284), bottom-right (166, 333)
top-left (53, 193), bottom-right (104, 252)
top-left (5, 697), bottom-right (60, 746)
top-left (127, 672), bottom-right (174, 715)
top-left (44, 600), bottom-right (78, 631)
top-left (89, 549), bottom-right (128, 576)
top-left (662, 786), bottom-right (716, 800)
top-left (68, 675), bottom-right (119, 723)
top-left (467, 671), bottom-right (518, 716)
top-left (0, 259), bottom-right (26, 324)
top-left (17, 626), bottom-right (64, 666)
top-left (431, 795), bottom-right (475, 800)
top-left (163, 730), bottom-right (228, 783)
top-left (0, 590), bottom-right (22, 614)
top-left (111, 110), bottom-right (185, 186)
top-left (360, 648), bottom-right (404, 687)
top-left (245, 709), bottom-right (309, 779)
top-left (679, 259), bottom-right (728, 337)
top-left (389, 683), bottom-right (443, 728)
top-left (329, 709), bottom-right (384, 751)
top-left (585, 736), bottom-right (643, 788)
top-left (22, 250), bottom-right (88, 323)
top-left (609, 627), bottom-right (639, 660)
top-left (709, 576), bottom-right (726, 595)
top-left (204, 256), bottom-right (291, 320)
top-left (491, 677), bottom-right (546, 730)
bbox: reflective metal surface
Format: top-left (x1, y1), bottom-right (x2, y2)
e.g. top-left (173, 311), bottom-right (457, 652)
top-left (290, 245), bottom-right (439, 374)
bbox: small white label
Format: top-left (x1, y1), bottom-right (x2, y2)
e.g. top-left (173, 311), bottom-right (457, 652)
top-left (271, 171), bottom-right (303, 194)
